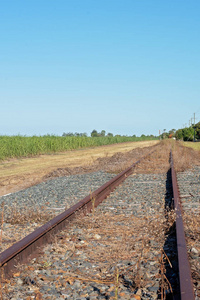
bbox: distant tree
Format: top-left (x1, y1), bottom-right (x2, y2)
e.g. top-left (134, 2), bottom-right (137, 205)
top-left (175, 129), bottom-right (183, 140)
top-left (162, 129), bottom-right (167, 139)
top-left (107, 132), bottom-right (113, 137)
top-left (80, 132), bottom-right (87, 137)
top-left (91, 130), bottom-right (98, 137)
top-left (175, 127), bottom-right (194, 141)
top-left (62, 132), bottom-right (87, 137)
top-left (101, 130), bottom-right (106, 137)
top-left (62, 132), bottom-right (74, 137)
top-left (195, 122), bottom-right (200, 139)
top-left (182, 127), bottom-right (194, 141)
top-left (169, 129), bottom-right (176, 134)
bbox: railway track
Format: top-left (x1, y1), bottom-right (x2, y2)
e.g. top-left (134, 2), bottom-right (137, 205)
top-left (0, 146), bottom-right (199, 299)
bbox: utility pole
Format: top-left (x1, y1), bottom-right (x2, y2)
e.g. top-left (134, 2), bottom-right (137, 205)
top-left (193, 113), bottom-right (196, 142)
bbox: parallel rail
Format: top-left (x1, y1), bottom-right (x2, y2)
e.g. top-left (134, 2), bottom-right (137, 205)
top-left (170, 150), bottom-right (195, 300)
top-left (0, 150), bottom-right (196, 300)
top-left (0, 151), bottom-right (153, 278)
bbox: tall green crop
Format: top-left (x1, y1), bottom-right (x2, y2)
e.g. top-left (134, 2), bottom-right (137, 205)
top-left (0, 135), bottom-right (157, 161)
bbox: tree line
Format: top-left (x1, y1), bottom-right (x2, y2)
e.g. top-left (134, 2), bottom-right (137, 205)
top-left (62, 130), bottom-right (157, 138)
top-left (160, 122), bottom-right (200, 141)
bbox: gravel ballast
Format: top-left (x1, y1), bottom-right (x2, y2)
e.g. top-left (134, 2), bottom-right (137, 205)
top-left (0, 145), bottom-right (199, 299)
top-left (177, 167), bottom-right (200, 298)
top-left (2, 171), bottom-right (177, 300)
top-left (0, 171), bottom-right (116, 252)
top-left (0, 171), bottom-right (116, 213)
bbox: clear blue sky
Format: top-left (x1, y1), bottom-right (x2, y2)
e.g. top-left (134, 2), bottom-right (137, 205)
top-left (1, 0), bottom-right (200, 136)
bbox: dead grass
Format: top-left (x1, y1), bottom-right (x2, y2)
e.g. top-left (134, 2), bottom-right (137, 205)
top-left (45, 141), bottom-right (161, 178)
top-left (172, 141), bottom-right (200, 172)
top-left (132, 139), bottom-right (200, 174)
top-left (0, 205), bottom-right (57, 253)
top-left (182, 141), bottom-right (200, 151)
top-left (0, 140), bottom-right (158, 196)
top-left (183, 212), bottom-right (200, 297)
top-left (64, 209), bottom-right (169, 291)
top-left (3, 205), bottom-right (56, 225)
top-left (2, 140), bottom-right (199, 298)
top-left (133, 140), bottom-right (171, 174)
top-left (3, 139), bottom-right (199, 197)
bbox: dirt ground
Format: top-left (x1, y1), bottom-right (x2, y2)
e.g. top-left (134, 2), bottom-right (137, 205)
top-left (0, 141), bottom-right (158, 196)
top-left (1, 140), bottom-right (200, 197)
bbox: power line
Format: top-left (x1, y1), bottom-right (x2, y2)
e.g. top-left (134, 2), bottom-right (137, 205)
top-left (195, 107), bottom-right (200, 115)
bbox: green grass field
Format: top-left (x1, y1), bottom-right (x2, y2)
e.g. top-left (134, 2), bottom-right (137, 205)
top-left (0, 135), bottom-right (158, 161)
top-left (182, 141), bottom-right (200, 151)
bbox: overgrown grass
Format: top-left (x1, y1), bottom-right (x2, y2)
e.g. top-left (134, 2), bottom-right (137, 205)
top-left (0, 135), bottom-right (158, 161)
top-left (172, 141), bottom-right (200, 172)
top-left (182, 141), bottom-right (200, 151)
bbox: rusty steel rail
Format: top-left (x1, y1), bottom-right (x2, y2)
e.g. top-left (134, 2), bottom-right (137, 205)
top-left (170, 150), bottom-right (195, 300)
top-left (0, 150), bottom-right (154, 278)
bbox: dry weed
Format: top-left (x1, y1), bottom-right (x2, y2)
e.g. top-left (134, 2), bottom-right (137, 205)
top-left (183, 212), bottom-right (200, 296)
top-left (159, 250), bottom-right (173, 300)
top-left (64, 209), bottom-right (167, 292)
top-left (133, 140), bottom-right (171, 174)
top-left (0, 202), bottom-right (4, 245)
top-left (4, 205), bottom-right (56, 225)
top-left (172, 141), bottom-right (200, 172)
